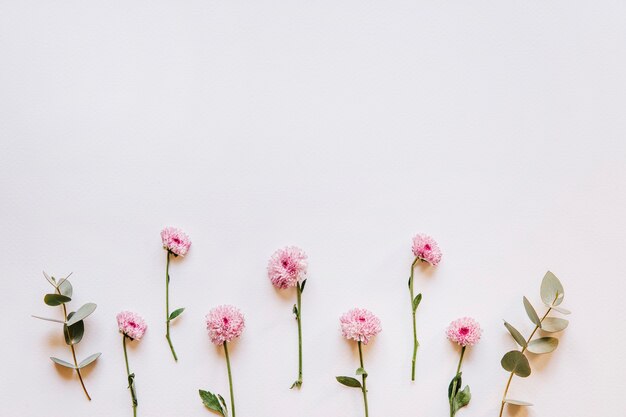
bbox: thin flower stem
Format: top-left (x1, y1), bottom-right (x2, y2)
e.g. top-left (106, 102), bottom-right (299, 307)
top-left (224, 341), bottom-right (236, 417)
top-left (358, 341), bottom-right (369, 417)
top-left (294, 283), bottom-right (303, 388)
top-left (408, 257), bottom-right (419, 380)
top-left (56, 287), bottom-right (91, 400)
top-left (498, 305), bottom-right (553, 417)
top-left (122, 335), bottom-right (137, 417)
top-left (456, 346), bottom-right (466, 375)
top-left (165, 251), bottom-right (178, 361)
top-left (450, 346), bottom-right (466, 417)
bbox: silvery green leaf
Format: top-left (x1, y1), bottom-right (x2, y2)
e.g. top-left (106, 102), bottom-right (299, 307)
top-left (550, 305), bottom-right (571, 315)
top-left (300, 279), bottom-right (307, 293)
top-left (168, 308), bottom-right (185, 321)
top-left (59, 280), bottom-right (72, 298)
top-left (504, 398), bottom-right (533, 406)
top-left (527, 337), bottom-right (558, 354)
top-left (523, 297), bottom-right (541, 328)
top-left (199, 390), bottom-right (226, 416)
top-left (32, 315), bottom-right (65, 323)
top-left (503, 321), bottom-right (527, 348)
top-left (356, 367), bottom-right (367, 376)
top-left (540, 271), bottom-right (564, 306)
top-left (43, 271), bottom-right (56, 287)
top-left (50, 357), bottom-right (76, 369)
top-left (63, 312), bottom-right (84, 345)
top-left (336, 376), bottom-right (361, 388)
top-left (44, 294), bottom-right (71, 306)
top-left (541, 317), bottom-right (569, 333)
top-left (412, 293), bottom-right (422, 312)
top-left (66, 303), bottom-right (96, 326)
top-left (501, 350), bottom-right (531, 377)
top-left (78, 352), bottom-right (101, 369)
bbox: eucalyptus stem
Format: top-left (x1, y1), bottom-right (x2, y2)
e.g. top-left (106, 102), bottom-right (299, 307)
top-left (293, 283), bottom-right (303, 388)
top-left (498, 307), bottom-right (552, 417)
top-left (358, 341), bottom-right (369, 417)
top-left (165, 251), bottom-right (178, 361)
top-left (123, 335), bottom-right (137, 417)
top-left (224, 341), bottom-right (236, 417)
top-left (409, 257), bottom-right (419, 380)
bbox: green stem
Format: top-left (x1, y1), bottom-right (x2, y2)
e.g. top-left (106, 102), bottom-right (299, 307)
top-left (409, 257), bottom-right (419, 380)
top-left (450, 346), bottom-right (466, 417)
top-left (224, 341), bottom-right (236, 417)
top-left (165, 251), bottom-right (178, 361)
top-left (123, 335), bottom-right (137, 417)
top-left (358, 341), bottom-right (369, 417)
top-left (498, 306), bottom-right (553, 417)
top-left (294, 283), bottom-right (303, 388)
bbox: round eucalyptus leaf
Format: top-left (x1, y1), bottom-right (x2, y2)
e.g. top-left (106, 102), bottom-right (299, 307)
top-left (527, 337), bottom-right (558, 354)
top-left (501, 350), bottom-right (531, 377)
top-left (540, 271), bottom-right (564, 306)
top-left (541, 317), bottom-right (569, 333)
top-left (523, 297), bottom-right (541, 328)
top-left (44, 294), bottom-right (71, 306)
top-left (505, 398), bottom-right (533, 406)
top-left (550, 305), bottom-right (571, 315)
top-left (59, 280), bottom-right (73, 298)
top-left (66, 303), bottom-right (97, 326)
top-left (504, 321), bottom-right (527, 348)
top-left (63, 312), bottom-right (84, 345)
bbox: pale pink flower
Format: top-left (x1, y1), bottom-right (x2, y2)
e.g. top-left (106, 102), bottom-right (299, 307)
top-left (340, 308), bottom-right (382, 344)
top-left (206, 305), bottom-right (245, 345)
top-left (116, 311), bottom-right (148, 340)
top-left (267, 246), bottom-right (308, 289)
top-left (446, 317), bottom-right (482, 347)
top-left (412, 233), bottom-right (442, 266)
top-left (161, 227), bottom-right (191, 257)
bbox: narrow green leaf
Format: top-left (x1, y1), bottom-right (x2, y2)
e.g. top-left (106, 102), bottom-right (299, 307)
top-left (412, 293), bottom-right (422, 311)
top-left (504, 398), bottom-right (533, 406)
top-left (541, 317), bottom-right (569, 333)
top-left (452, 385), bottom-right (471, 412)
top-left (408, 277), bottom-right (411, 288)
top-left (523, 297), bottom-right (541, 328)
top-left (66, 303), bottom-right (97, 326)
top-left (292, 304), bottom-right (298, 317)
top-left (59, 280), bottom-right (73, 298)
top-left (448, 373), bottom-right (462, 400)
top-left (336, 376), bottom-right (361, 388)
top-left (63, 312), bottom-right (84, 345)
top-left (503, 321), bottom-right (527, 348)
top-left (50, 357), bottom-right (76, 369)
top-left (217, 394), bottom-right (228, 415)
top-left (128, 373), bottom-right (138, 406)
top-left (168, 308), bottom-right (185, 321)
top-left (32, 315), bottom-right (65, 324)
top-left (300, 279), bottom-right (307, 293)
top-left (43, 271), bottom-right (56, 287)
top-left (78, 352), bottom-right (101, 368)
top-left (44, 294), bottom-right (71, 306)
top-left (501, 350), bottom-right (531, 377)
top-left (356, 367), bottom-right (367, 376)
top-left (527, 337), bottom-right (558, 354)
top-left (199, 390), bottom-right (225, 416)
top-left (550, 305), bottom-right (571, 315)
top-left (540, 271), bottom-right (564, 306)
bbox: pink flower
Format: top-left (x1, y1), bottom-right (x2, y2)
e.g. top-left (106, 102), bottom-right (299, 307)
top-left (116, 311), bottom-right (148, 340)
top-left (161, 227), bottom-right (191, 257)
top-left (206, 305), bottom-right (245, 345)
top-left (446, 317), bottom-right (482, 347)
top-left (267, 246), bottom-right (308, 289)
top-left (412, 233), bottom-right (442, 266)
top-left (340, 308), bottom-right (382, 344)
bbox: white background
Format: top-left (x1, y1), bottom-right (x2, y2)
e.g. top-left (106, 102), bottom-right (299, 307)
top-left (1, 1), bottom-right (625, 416)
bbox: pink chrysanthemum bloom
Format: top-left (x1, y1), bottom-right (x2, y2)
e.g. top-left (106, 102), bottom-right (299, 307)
top-left (117, 311), bottom-right (148, 340)
top-left (267, 246), bottom-right (308, 289)
top-left (161, 227), bottom-right (191, 257)
top-left (206, 305), bottom-right (245, 345)
top-left (446, 317), bottom-right (482, 347)
top-left (340, 308), bottom-right (382, 345)
top-left (412, 233), bottom-right (442, 266)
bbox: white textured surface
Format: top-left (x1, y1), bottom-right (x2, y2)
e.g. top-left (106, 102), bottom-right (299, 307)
top-left (1, 1), bottom-right (625, 416)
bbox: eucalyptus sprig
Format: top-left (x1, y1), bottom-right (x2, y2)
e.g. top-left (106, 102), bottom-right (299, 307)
top-left (498, 271), bottom-right (570, 416)
top-left (32, 272), bottom-right (101, 400)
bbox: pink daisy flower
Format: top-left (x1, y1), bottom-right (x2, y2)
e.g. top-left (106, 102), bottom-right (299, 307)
top-left (116, 311), bottom-right (148, 340)
top-left (446, 317), bottom-right (482, 347)
top-left (340, 308), bottom-right (382, 345)
top-left (267, 246), bottom-right (308, 289)
top-left (206, 305), bottom-right (245, 345)
top-left (161, 226), bottom-right (191, 257)
top-left (412, 233), bottom-right (442, 266)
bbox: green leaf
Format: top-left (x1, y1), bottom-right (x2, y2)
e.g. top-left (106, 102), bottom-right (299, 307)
top-left (292, 304), bottom-right (298, 317)
top-left (540, 271), bottom-right (564, 306)
top-left (32, 315), bottom-right (65, 324)
top-left (523, 297), bottom-right (541, 328)
top-left (66, 303), bottom-right (97, 326)
top-left (356, 367), bottom-right (367, 376)
top-left (551, 305), bottom-right (571, 315)
top-left (501, 350), bottom-right (531, 377)
top-left (448, 373), bottom-right (462, 400)
top-left (50, 357), bottom-right (76, 369)
top-left (128, 373), bottom-right (138, 406)
top-left (408, 277), bottom-right (411, 288)
top-left (78, 352), bottom-right (101, 368)
top-left (44, 294), bottom-right (71, 306)
top-left (452, 385), bottom-right (471, 413)
top-left (527, 337), bottom-right (558, 354)
top-left (217, 394), bottom-right (228, 416)
top-left (412, 293), bottom-right (422, 312)
top-left (541, 317), bottom-right (569, 333)
top-left (199, 390), bottom-right (225, 416)
top-left (300, 279), bottom-right (307, 293)
top-left (43, 271), bottom-right (56, 287)
top-left (168, 308), bottom-right (185, 321)
top-left (336, 376), bottom-right (361, 388)
top-left (503, 321), bottom-right (527, 348)
top-left (504, 398), bottom-right (533, 406)
top-left (59, 280), bottom-right (73, 298)
top-left (63, 312), bottom-right (84, 345)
